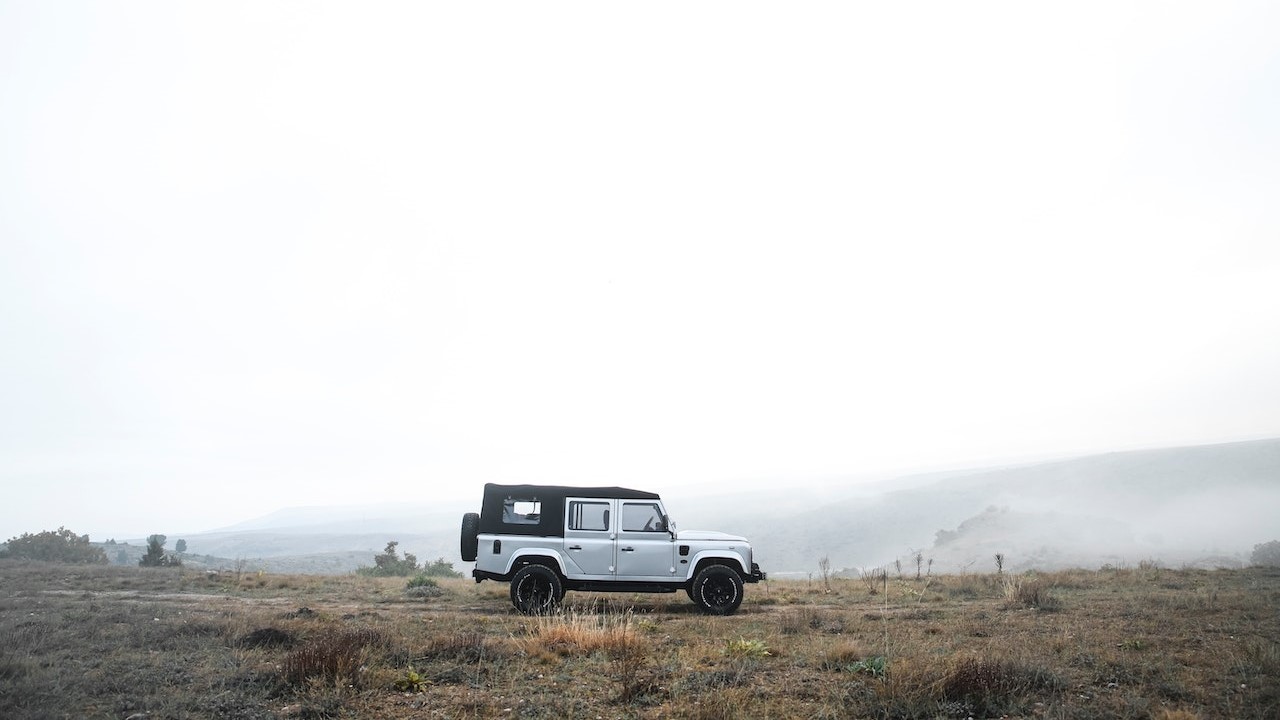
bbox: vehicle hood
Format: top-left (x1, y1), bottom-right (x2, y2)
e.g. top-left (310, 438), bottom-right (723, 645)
top-left (674, 529), bottom-right (748, 543)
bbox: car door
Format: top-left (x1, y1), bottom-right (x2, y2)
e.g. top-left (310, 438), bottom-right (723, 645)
top-left (615, 500), bottom-right (676, 580)
top-left (562, 498), bottom-right (615, 578)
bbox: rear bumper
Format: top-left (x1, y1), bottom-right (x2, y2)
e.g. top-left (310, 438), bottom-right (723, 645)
top-left (473, 569), bottom-right (506, 583)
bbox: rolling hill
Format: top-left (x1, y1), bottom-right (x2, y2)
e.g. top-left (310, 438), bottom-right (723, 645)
top-left (143, 438), bottom-right (1280, 575)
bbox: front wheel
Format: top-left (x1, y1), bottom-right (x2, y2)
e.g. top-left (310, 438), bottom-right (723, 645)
top-left (689, 564), bottom-right (744, 615)
top-left (509, 565), bottom-right (563, 615)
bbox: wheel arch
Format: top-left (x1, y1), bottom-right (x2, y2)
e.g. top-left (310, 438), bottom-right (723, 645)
top-left (506, 549), bottom-right (568, 578)
top-left (688, 552), bottom-right (749, 581)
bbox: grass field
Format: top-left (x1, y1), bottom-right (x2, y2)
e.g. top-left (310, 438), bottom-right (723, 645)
top-left (1, 560), bottom-right (1276, 719)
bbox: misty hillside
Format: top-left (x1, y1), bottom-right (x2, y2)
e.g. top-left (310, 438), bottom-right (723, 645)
top-left (156, 438), bottom-right (1280, 575)
top-left (686, 438), bottom-right (1280, 575)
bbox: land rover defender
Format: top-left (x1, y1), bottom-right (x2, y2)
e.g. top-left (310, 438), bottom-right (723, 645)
top-left (460, 483), bottom-right (765, 614)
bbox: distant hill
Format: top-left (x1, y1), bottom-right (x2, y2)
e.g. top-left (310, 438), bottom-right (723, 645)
top-left (686, 437), bottom-right (1280, 575)
top-left (138, 438), bottom-right (1280, 575)
top-left (119, 501), bottom-right (473, 574)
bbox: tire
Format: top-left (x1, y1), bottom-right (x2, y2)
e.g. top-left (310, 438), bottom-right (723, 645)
top-left (460, 513), bottom-right (480, 562)
top-left (689, 564), bottom-right (744, 615)
top-left (510, 564), bottom-right (563, 615)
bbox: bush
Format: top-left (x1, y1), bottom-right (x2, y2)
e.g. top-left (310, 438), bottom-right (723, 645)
top-left (1251, 540), bottom-right (1280, 568)
top-left (406, 574), bottom-right (438, 589)
top-left (421, 556), bottom-right (463, 578)
top-left (357, 541), bottom-right (419, 577)
top-left (405, 575), bottom-right (445, 599)
top-left (1, 527), bottom-right (107, 564)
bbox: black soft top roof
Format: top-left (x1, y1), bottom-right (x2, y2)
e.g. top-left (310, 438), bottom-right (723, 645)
top-left (479, 483), bottom-right (661, 536)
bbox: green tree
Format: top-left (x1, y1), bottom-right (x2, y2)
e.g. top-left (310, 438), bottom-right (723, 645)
top-left (175, 538), bottom-right (187, 554)
top-left (139, 534), bottom-right (181, 567)
top-left (1, 527), bottom-right (108, 564)
top-left (358, 541), bottom-right (420, 577)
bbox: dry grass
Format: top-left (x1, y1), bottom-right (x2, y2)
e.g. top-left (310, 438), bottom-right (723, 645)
top-left (2, 560), bottom-right (1278, 718)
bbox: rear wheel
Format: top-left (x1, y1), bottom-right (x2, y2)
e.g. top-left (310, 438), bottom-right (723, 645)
top-left (690, 564), bottom-right (744, 615)
top-left (510, 565), bottom-right (563, 615)
top-left (460, 513), bottom-right (480, 562)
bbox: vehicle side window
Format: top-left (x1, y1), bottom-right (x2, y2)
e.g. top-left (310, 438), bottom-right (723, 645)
top-left (621, 503), bottom-right (665, 532)
top-left (502, 499), bottom-right (541, 525)
top-left (567, 501), bottom-right (610, 531)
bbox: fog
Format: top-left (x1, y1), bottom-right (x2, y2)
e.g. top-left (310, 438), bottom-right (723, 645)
top-left (669, 439), bottom-right (1280, 575)
top-left (82, 438), bottom-right (1279, 576)
top-left (3, 4), bottom-right (1280, 544)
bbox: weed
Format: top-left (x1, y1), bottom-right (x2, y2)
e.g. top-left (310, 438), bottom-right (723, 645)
top-left (609, 635), bottom-right (659, 702)
top-left (724, 637), bottom-right (771, 658)
top-left (859, 566), bottom-right (887, 595)
top-left (392, 666), bottom-right (427, 692)
top-left (847, 655), bottom-right (888, 677)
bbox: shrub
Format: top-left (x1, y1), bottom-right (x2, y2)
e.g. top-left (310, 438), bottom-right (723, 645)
top-left (280, 627), bottom-right (383, 687)
top-left (1, 527), bottom-right (107, 564)
top-left (357, 541), bottom-right (419, 577)
top-left (405, 575), bottom-right (445, 599)
top-left (420, 556), bottom-right (463, 578)
top-left (406, 574), bottom-right (439, 589)
top-left (1251, 540), bottom-right (1280, 568)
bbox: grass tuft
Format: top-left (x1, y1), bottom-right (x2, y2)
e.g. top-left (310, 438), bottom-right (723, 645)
top-left (280, 627), bottom-right (383, 687)
top-left (1002, 574), bottom-right (1063, 611)
top-left (516, 604), bottom-right (642, 657)
top-left (939, 656), bottom-right (1063, 717)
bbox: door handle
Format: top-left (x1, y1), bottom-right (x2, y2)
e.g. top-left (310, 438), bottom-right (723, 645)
top-left (620, 547), bottom-right (635, 552)
top-left (568, 545), bottom-right (582, 551)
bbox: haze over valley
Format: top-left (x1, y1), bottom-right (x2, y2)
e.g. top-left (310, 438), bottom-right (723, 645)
top-left (99, 438), bottom-right (1280, 577)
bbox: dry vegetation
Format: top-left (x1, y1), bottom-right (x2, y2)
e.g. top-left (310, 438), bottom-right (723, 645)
top-left (1, 561), bottom-right (1277, 719)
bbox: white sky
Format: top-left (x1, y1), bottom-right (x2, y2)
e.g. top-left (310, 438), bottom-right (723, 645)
top-left (3, 2), bottom-right (1279, 539)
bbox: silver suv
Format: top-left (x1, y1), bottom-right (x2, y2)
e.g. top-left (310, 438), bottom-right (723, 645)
top-left (461, 483), bottom-right (765, 615)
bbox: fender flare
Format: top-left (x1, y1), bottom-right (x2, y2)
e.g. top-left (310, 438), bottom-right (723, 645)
top-left (686, 550), bottom-right (749, 579)
top-left (504, 549), bottom-right (569, 578)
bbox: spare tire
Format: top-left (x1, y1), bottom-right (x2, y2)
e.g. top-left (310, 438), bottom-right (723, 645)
top-left (460, 512), bottom-right (480, 562)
